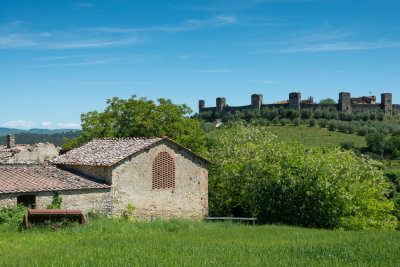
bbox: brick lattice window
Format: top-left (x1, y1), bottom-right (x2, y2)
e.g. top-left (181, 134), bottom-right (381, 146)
top-left (152, 151), bottom-right (175, 190)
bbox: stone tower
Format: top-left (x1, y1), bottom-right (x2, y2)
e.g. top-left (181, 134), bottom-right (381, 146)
top-left (216, 97), bottom-right (226, 113)
top-left (289, 92), bottom-right (301, 111)
top-left (7, 134), bottom-right (15, 148)
top-left (199, 100), bottom-right (205, 113)
top-left (381, 93), bottom-right (392, 116)
top-left (251, 94), bottom-right (263, 110)
top-left (339, 92), bottom-right (352, 113)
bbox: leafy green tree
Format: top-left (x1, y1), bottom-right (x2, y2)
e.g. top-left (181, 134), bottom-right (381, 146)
top-left (319, 98), bottom-right (336, 104)
top-left (207, 125), bottom-right (397, 230)
top-left (366, 133), bottom-right (386, 155)
top-left (63, 95), bottom-right (206, 153)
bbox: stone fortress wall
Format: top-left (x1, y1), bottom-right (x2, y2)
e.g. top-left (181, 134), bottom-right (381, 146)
top-left (199, 92), bottom-right (399, 116)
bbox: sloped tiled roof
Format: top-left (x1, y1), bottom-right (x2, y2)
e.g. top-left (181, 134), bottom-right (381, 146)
top-left (52, 137), bottom-right (210, 166)
top-left (0, 164), bottom-right (110, 194)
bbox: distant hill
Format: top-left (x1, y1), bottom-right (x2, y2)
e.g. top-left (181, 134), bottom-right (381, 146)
top-left (0, 128), bottom-right (80, 137)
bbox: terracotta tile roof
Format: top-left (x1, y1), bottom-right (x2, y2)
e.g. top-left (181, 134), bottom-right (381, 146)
top-left (52, 137), bottom-right (210, 166)
top-left (0, 164), bottom-right (110, 194)
top-left (272, 100), bottom-right (288, 104)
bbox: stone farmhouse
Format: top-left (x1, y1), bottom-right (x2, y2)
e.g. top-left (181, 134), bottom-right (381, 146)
top-left (0, 136), bottom-right (209, 220)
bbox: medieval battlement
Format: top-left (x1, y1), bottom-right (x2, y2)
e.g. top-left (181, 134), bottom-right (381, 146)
top-left (199, 92), bottom-right (399, 116)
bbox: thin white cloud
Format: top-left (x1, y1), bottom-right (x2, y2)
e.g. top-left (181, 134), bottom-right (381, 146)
top-left (41, 121), bottom-right (53, 127)
top-left (279, 41), bottom-right (400, 53)
top-left (89, 15), bottom-right (238, 34)
top-left (0, 15), bottom-right (235, 50)
top-left (36, 60), bottom-right (110, 68)
top-left (47, 38), bottom-right (137, 49)
top-left (74, 2), bottom-right (93, 8)
top-left (0, 34), bottom-right (38, 48)
top-left (2, 120), bottom-right (38, 129)
top-left (80, 81), bottom-right (152, 85)
top-left (57, 123), bottom-right (81, 129)
top-left (179, 54), bottom-right (196, 59)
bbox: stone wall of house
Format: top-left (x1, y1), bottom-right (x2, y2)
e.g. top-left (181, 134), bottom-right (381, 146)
top-left (0, 189), bottom-right (112, 215)
top-left (0, 194), bottom-right (17, 207)
top-left (60, 165), bottom-right (113, 185)
top-left (0, 143), bottom-right (60, 164)
top-left (111, 140), bottom-right (208, 220)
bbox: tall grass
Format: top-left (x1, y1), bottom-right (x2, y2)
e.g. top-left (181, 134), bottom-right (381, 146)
top-left (0, 218), bottom-right (399, 266)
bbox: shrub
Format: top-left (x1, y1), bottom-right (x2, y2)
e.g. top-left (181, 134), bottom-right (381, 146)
top-left (357, 127), bottom-right (368, 136)
top-left (337, 122), bottom-right (348, 133)
top-left (293, 118), bottom-right (300, 126)
top-left (385, 134), bottom-right (400, 158)
top-left (272, 117), bottom-right (279, 125)
top-left (377, 113), bottom-right (385, 121)
top-left (366, 133), bottom-right (386, 155)
top-left (318, 119), bottom-right (327, 128)
top-left (259, 119), bottom-right (270, 126)
top-left (47, 191), bottom-right (62, 209)
top-left (200, 122), bottom-right (215, 133)
top-left (301, 109), bottom-right (312, 119)
top-left (208, 125), bottom-right (397, 230)
top-left (280, 118), bottom-right (289, 126)
top-left (347, 125), bottom-right (355, 134)
top-left (221, 112), bottom-right (234, 123)
top-left (328, 121), bottom-right (337, 131)
top-left (313, 109), bottom-right (322, 119)
top-left (122, 204), bottom-right (136, 222)
top-left (340, 140), bottom-right (354, 150)
top-left (309, 118), bottom-right (316, 127)
top-left (0, 205), bottom-right (27, 230)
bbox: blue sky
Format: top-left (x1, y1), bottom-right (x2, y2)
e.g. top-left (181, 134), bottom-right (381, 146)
top-left (1, 0), bottom-right (399, 129)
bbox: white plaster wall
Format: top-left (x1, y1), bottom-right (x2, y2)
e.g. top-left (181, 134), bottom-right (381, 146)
top-left (111, 140), bottom-right (208, 220)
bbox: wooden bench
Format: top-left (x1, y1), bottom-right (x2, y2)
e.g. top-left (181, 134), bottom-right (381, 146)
top-left (23, 209), bottom-right (86, 228)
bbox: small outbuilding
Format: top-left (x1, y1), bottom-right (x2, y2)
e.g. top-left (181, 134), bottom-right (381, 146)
top-left (0, 137), bottom-right (209, 220)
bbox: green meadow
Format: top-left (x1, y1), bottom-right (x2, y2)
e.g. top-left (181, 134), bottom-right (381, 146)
top-left (0, 219), bottom-right (399, 266)
top-left (267, 125), bottom-right (367, 148)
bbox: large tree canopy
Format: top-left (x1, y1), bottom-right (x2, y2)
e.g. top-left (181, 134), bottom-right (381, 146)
top-left (64, 95), bottom-right (206, 153)
top-left (207, 125), bottom-right (397, 230)
top-left (319, 98), bottom-right (336, 104)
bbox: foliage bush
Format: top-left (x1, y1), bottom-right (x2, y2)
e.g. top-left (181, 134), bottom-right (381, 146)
top-left (47, 191), bottom-right (63, 209)
top-left (309, 118), bottom-right (316, 127)
top-left (64, 95), bottom-right (206, 153)
top-left (318, 119), bottom-right (327, 128)
top-left (280, 118), bottom-right (289, 126)
top-left (366, 133), bottom-right (386, 155)
top-left (340, 140), bottom-right (355, 150)
top-left (328, 120), bottom-right (337, 131)
top-left (207, 125), bottom-right (397, 230)
top-left (0, 205), bottom-right (27, 230)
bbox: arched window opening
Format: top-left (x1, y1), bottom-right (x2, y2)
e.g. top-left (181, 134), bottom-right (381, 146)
top-left (152, 151), bottom-right (175, 190)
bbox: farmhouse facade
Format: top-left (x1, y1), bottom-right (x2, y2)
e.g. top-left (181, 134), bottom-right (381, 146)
top-left (0, 137), bottom-right (209, 220)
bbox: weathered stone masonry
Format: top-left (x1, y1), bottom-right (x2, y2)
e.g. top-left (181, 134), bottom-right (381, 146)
top-left (0, 189), bottom-right (112, 215)
top-left (199, 92), bottom-right (397, 116)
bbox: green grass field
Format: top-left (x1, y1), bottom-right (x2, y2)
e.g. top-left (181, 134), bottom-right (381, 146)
top-left (0, 219), bottom-right (399, 266)
top-left (267, 125), bottom-right (367, 148)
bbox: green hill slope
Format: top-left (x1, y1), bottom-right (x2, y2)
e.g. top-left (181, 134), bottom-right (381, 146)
top-left (267, 125), bottom-right (367, 148)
